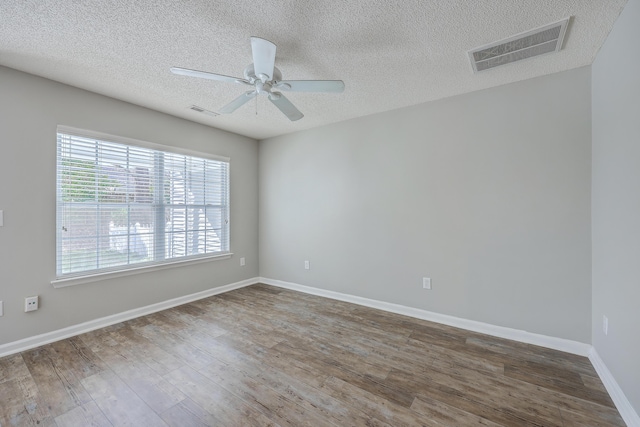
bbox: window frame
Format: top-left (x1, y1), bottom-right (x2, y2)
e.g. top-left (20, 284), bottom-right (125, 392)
top-left (52, 126), bottom-right (232, 288)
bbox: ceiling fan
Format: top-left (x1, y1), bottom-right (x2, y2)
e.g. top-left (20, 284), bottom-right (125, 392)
top-left (171, 37), bottom-right (345, 121)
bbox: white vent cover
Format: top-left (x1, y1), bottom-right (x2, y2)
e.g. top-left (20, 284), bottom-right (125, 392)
top-left (188, 105), bottom-right (219, 117)
top-left (469, 18), bottom-right (570, 73)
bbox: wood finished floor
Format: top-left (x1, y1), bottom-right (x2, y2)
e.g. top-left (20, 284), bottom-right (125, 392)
top-left (0, 284), bottom-right (625, 427)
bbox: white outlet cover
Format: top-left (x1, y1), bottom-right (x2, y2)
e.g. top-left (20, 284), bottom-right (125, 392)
top-left (240, 257), bottom-right (245, 266)
top-left (304, 260), bottom-right (310, 270)
top-left (423, 277), bottom-right (432, 289)
top-left (25, 296), bottom-right (39, 312)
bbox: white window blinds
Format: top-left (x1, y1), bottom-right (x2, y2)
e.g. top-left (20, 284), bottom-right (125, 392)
top-left (56, 130), bottom-right (230, 278)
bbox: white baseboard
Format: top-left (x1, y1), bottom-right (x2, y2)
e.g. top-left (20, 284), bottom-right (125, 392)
top-left (0, 277), bottom-right (259, 358)
top-left (259, 277), bottom-right (591, 356)
top-left (589, 348), bottom-right (640, 427)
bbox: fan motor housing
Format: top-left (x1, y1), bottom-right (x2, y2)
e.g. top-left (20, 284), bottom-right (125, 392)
top-left (244, 64), bottom-right (282, 83)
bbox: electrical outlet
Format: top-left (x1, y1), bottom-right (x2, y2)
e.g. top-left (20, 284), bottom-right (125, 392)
top-left (304, 260), bottom-right (310, 270)
top-left (422, 277), bottom-right (432, 290)
top-left (603, 315), bottom-right (608, 335)
top-left (0, 300), bottom-right (3, 316)
top-left (25, 296), bottom-right (38, 312)
top-left (240, 257), bottom-right (246, 266)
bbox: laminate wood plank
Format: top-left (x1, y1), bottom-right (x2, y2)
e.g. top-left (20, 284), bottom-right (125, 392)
top-left (103, 325), bottom-right (184, 375)
top-left (245, 283), bottom-right (284, 295)
top-left (223, 292), bottom-right (476, 386)
top-left (47, 336), bottom-right (108, 379)
top-left (159, 398), bottom-right (212, 427)
top-left (220, 290), bottom-right (359, 329)
top-left (208, 333), bottom-right (331, 393)
top-left (0, 372), bottom-right (55, 426)
top-left (335, 326), bottom-right (493, 378)
top-left (419, 342), bottom-right (505, 376)
top-left (388, 366), bottom-right (566, 427)
top-left (250, 285), bottom-right (358, 312)
top-left (388, 363), bottom-right (624, 427)
top-left (252, 298), bottom-right (503, 378)
top-left (218, 295), bottom-right (504, 383)
top-left (186, 331), bottom-right (262, 370)
top-left (186, 302), bottom-right (280, 338)
top-left (161, 306), bottom-right (228, 338)
top-left (350, 306), bottom-right (458, 338)
top-left (535, 388), bottom-right (624, 426)
top-left (268, 306), bottom-right (412, 353)
top-left (411, 327), bottom-right (598, 381)
top-left (504, 358), bottom-right (586, 386)
top-left (252, 366), bottom-right (391, 427)
top-left (237, 289), bottom-right (364, 326)
top-left (198, 338), bottom-right (392, 427)
top-left (53, 401), bottom-right (112, 427)
top-left (581, 373), bottom-right (611, 393)
top-left (163, 365), bottom-right (280, 427)
top-left (353, 305), bottom-right (597, 377)
top-left (467, 334), bottom-right (595, 368)
top-left (159, 306), bottom-right (243, 345)
top-left (504, 363), bottom-right (615, 407)
top-left (559, 407), bottom-right (627, 427)
top-left (81, 370), bottom-right (168, 426)
top-left (204, 299), bottom-right (332, 346)
top-left (280, 334), bottom-right (392, 379)
top-left (273, 341), bottom-right (416, 408)
top-left (386, 373), bottom-right (545, 427)
top-left (0, 354), bottom-right (32, 385)
top-left (127, 375), bottom-right (186, 415)
top-left (410, 395), bottom-right (503, 427)
top-left (211, 290), bottom-right (357, 336)
top-left (428, 354), bottom-right (617, 427)
top-left (208, 295), bottom-right (408, 379)
top-left (199, 360), bottom-right (339, 427)
top-left (239, 293), bottom-right (363, 334)
top-left (22, 346), bottom-right (93, 417)
top-left (76, 328), bottom-right (120, 355)
top-left (318, 375), bottom-right (433, 427)
top-left (126, 322), bottom-right (217, 370)
top-left (81, 326), bottom-right (182, 381)
top-left (412, 342), bottom-right (623, 425)
top-left (471, 364), bottom-right (622, 426)
top-left (94, 345), bottom-right (186, 414)
top-left (188, 299), bottom-right (288, 348)
top-left (465, 335), bottom-right (597, 377)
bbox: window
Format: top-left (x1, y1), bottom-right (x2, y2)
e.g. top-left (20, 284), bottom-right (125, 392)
top-left (56, 128), bottom-right (230, 280)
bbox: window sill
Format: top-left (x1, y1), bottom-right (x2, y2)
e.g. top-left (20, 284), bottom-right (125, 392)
top-left (51, 253), bottom-right (233, 288)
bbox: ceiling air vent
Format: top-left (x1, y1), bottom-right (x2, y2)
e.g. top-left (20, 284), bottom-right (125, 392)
top-left (468, 17), bottom-right (570, 73)
top-left (188, 105), bottom-right (219, 117)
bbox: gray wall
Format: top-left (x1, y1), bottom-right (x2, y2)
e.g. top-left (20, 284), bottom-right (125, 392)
top-left (592, 0), bottom-right (640, 413)
top-left (259, 67), bottom-right (593, 343)
top-left (0, 66), bottom-right (259, 345)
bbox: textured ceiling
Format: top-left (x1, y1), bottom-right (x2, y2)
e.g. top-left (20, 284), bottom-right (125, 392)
top-left (0, 0), bottom-right (628, 140)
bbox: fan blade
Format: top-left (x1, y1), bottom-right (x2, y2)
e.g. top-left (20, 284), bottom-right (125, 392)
top-left (170, 67), bottom-right (249, 85)
top-left (251, 37), bottom-right (276, 81)
top-left (276, 80), bottom-right (345, 93)
top-left (219, 91), bottom-right (258, 114)
top-left (268, 93), bottom-right (304, 121)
